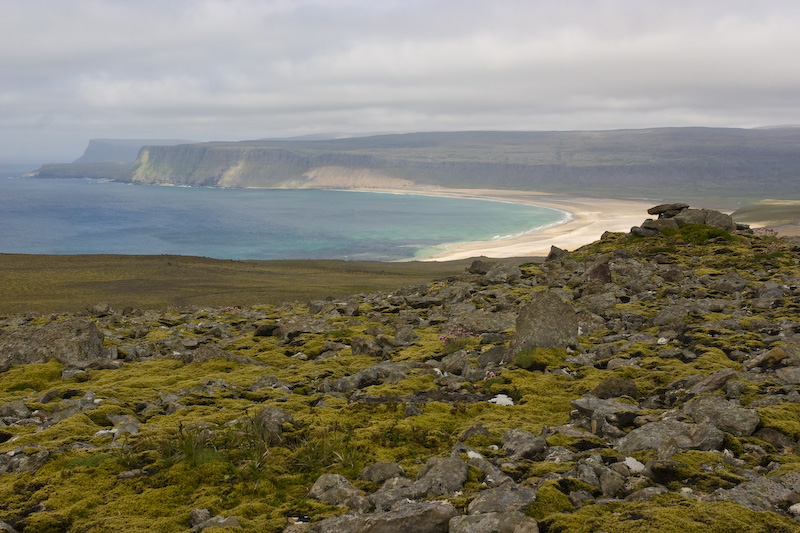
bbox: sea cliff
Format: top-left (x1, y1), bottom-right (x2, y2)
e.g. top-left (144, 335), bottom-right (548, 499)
top-left (27, 127), bottom-right (800, 199)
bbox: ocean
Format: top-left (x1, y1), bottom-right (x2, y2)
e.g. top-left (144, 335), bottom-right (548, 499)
top-left (0, 177), bottom-right (567, 261)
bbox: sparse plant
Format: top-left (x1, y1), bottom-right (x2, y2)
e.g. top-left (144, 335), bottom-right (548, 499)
top-left (439, 325), bottom-right (481, 353)
top-left (290, 424), bottom-right (367, 479)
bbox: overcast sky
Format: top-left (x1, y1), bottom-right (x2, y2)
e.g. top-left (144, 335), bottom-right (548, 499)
top-left (1, 0), bottom-right (799, 164)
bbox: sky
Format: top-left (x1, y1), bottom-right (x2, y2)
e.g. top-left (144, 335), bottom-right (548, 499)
top-left (1, 0), bottom-right (799, 165)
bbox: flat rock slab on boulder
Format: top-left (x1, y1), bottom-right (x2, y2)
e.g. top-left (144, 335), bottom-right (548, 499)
top-left (0, 318), bottom-right (106, 372)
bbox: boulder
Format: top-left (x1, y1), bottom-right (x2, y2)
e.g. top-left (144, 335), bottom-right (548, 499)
top-left (641, 218), bottom-right (680, 233)
top-left (466, 483), bottom-right (538, 514)
top-left (0, 400), bottom-right (31, 419)
top-left (708, 476), bottom-right (795, 512)
top-left (686, 368), bottom-right (738, 397)
top-left (468, 259), bottom-right (494, 275)
top-left (501, 429), bottom-right (547, 459)
top-left (511, 290), bottom-right (578, 353)
top-left (546, 246), bottom-right (569, 262)
top-left (0, 318), bottom-right (107, 372)
top-left (485, 264), bottom-right (522, 284)
top-left (253, 405), bottom-right (295, 442)
top-left (672, 208), bottom-right (736, 231)
top-left (351, 336), bottom-right (384, 356)
top-left (308, 473), bottom-right (371, 513)
top-left (190, 515), bottom-right (241, 532)
top-left (450, 511), bottom-right (539, 533)
top-left (682, 394), bottom-right (760, 437)
top-left (570, 395), bottom-right (640, 426)
top-left (616, 420), bottom-right (725, 455)
top-left (359, 462), bottom-right (405, 484)
top-left (413, 456), bottom-right (469, 497)
top-left (309, 500), bottom-right (458, 533)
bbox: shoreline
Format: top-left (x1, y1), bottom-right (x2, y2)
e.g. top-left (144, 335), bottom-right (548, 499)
top-left (336, 185), bottom-right (656, 261)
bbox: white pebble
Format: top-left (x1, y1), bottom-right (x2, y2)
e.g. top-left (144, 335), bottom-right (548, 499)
top-left (488, 394), bottom-right (514, 406)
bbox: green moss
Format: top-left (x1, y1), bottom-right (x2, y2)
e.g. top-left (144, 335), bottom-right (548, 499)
top-left (0, 359), bottom-right (64, 401)
top-left (664, 450), bottom-right (748, 492)
top-left (757, 402), bottom-right (800, 440)
top-left (541, 493), bottom-right (799, 533)
top-left (523, 479), bottom-right (573, 520)
top-left (513, 347), bottom-right (569, 371)
top-left (546, 432), bottom-right (605, 452)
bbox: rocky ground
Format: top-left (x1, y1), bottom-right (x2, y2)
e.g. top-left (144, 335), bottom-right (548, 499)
top-left (1, 204), bottom-right (799, 532)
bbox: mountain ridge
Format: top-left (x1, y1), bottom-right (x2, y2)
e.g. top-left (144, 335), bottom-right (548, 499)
top-left (27, 127), bottom-right (800, 200)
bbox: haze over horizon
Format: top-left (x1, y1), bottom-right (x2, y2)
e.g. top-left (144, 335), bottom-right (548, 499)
top-left (1, 0), bottom-right (799, 165)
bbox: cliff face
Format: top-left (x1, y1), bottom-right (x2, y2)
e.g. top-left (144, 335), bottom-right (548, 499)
top-left (73, 139), bottom-right (196, 164)
top-left (127, 128), bottom-right (800, 197)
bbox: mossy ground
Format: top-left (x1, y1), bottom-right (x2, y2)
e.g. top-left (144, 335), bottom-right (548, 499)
top-left (1, 227), bottom-right (799, 531)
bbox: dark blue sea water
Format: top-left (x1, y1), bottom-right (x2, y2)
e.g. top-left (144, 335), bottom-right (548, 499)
top-left (0, 178), bottom-right (567, 261)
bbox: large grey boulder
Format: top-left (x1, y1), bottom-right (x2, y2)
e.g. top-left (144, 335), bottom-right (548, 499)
top-left (682, 394), bottom-right (760, 437)
top-left (571, 395), bottom-right (640, 425)
top-left (501, 429), bottom-right (547, 459)
top-left (672, 208), bottom-right (736, 231)
top-left (708, 477), bottom-right (795, 512)
top-left (359, 462), bottom-right (405, 484)
top-left (253, 405), bottom-right (295, 442)
top-left (308, 473), bottom-right (371, 513)
top-left (0, 318), bottom-right (107, 372)
top-left (615, 420), bottom-right (725, 455)
top-left (466, 483), bottom-right (538, 514)
top-left (413, 456), bottom-right (469, 497)
top-left (309, 500), bottom-right (458, 533)
top-left (511, 290), bottom-right (578, 353)
top-left (450, 511), bottom-right (539, 533)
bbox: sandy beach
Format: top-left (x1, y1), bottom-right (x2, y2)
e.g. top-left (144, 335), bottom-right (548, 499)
top-left (348, 186), bottom-right (656, 261)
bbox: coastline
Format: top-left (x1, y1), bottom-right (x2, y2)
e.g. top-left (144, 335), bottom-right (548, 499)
top-left (338, 185), bottom-right (656, 261)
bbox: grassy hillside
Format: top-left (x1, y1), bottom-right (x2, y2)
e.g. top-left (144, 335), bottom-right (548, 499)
top-left (0, 254), bottom-right (521, 316)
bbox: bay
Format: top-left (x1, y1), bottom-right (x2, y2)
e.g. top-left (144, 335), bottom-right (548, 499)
top-left (0, 177), bottom-right (566, 261)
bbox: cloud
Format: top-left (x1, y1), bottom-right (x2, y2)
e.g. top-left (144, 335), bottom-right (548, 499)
top-left (1, 0), bottom-right (799, 163)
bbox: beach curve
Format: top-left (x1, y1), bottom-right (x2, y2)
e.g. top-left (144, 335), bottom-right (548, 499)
top-left (339, 185), bottom-right (656, 261)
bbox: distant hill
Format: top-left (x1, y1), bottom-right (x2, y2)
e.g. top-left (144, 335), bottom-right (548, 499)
top-left (26, 128), bottom-right (800, 200)
top-left (73, 138), bottom-right (196, 163)
top-left (128, 127), bottom-right (800, 199)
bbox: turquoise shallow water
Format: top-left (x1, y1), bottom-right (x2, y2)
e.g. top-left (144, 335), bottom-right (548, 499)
top-left (0, 178), bottom-right (567, 261)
